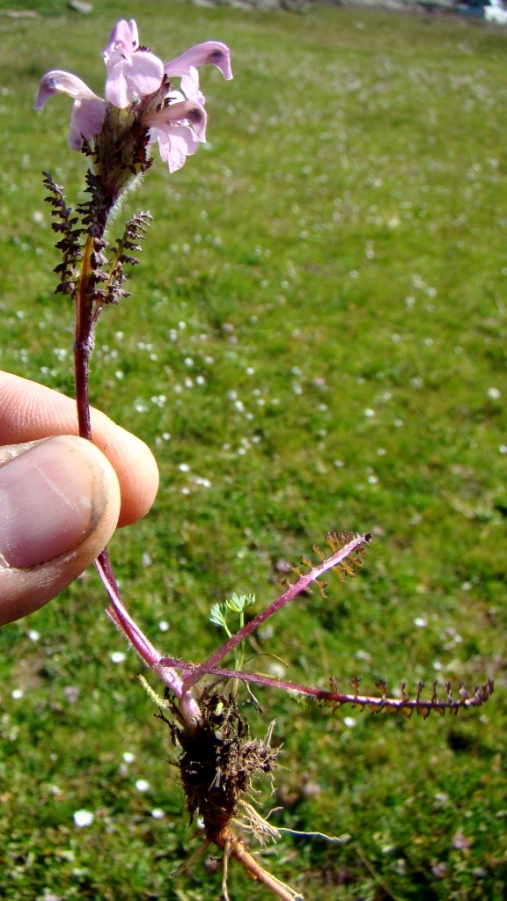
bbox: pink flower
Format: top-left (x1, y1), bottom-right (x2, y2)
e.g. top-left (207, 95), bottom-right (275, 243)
top-left (164, 41), bottom-right (233, 82)
top-left (143, 68), bottom-right (208, 174)
top-left (35, 18), bottom-right (232, 175)
top-left (102, 19), bottom-right (164, 108)
top-left (144, 103), bottom-right (207, 174)
top-left (34, 70), bottom-right (106, 151)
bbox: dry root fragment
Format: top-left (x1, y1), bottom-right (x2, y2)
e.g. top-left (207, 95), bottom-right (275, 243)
top-left (218, 828), bottom-right (304, 901)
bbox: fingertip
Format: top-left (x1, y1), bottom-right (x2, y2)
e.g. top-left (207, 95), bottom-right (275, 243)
top-left (0, 371), bottom-right (159, 528)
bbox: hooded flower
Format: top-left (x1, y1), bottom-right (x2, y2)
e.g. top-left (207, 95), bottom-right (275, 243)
top-left (34, 70), bottom-right (106, 152)
top-left (143, 66), bottom-right (208, 174)
top-left (35, 19), bottom-right (232, 176)
top-left (163, 41), bottom-right (233, 83)
top-left (102, 19), bottom-right (165, 109)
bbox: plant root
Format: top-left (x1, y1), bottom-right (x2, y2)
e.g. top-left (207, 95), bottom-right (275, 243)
top-left (158, 691), bottom-right (303, 899)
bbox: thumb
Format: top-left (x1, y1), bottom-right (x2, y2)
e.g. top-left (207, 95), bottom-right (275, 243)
top-left (0, 435), bottom-right (121, 626)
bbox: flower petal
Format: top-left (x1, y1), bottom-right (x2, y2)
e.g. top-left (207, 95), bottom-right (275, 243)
top-left (105, 51), bottom-right (164, 107)
top-left (125, 51), bottom-right (165, 99)
top-left (69, 96), bottom-right (107, 149)
top-left (103, 19), bottom-right (164, 108)
top-left (34, 70), bottom-right (106, 150)
top-left (180, 68), bottom-right (204, 106)
top-left (154, 124), bottom-right (199, 173)
top-left (164, 41), bottom-right (232, 81)
top-left (34, 70), bottom-right (101, 109)
top-left (143, 99), bottom-right (207, 141)
top-left (103, 19), bottom-right (139, 59)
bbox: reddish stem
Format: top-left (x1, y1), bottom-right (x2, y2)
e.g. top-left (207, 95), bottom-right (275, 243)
top-left (181, 533), bottom-right (370, 692)
top-left (73, 233), bottom-right (95, 440)
top-left (94, 552), bottom-right (200, 722)
top-left (162, 656), bottom-right (494, 714)
top-left (71, 219), bottom-right (201, 725)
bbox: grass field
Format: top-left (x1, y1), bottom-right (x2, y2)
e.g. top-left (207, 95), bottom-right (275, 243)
top-left (1, 1), bottom-right (506, 898)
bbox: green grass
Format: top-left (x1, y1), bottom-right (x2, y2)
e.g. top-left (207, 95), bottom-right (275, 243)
top-left (1, 2), bottom-right (507, 898)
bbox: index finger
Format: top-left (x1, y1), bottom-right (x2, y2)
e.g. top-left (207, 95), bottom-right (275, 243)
top-left (0, 371), bottom-right (159, 527)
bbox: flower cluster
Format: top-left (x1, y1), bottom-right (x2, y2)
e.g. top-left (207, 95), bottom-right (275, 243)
top-left (35, 19), bottom-right (232, 178)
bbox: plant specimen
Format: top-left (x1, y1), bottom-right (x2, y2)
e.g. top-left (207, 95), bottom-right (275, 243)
top-left (32, 17), bottom-right (493, 899)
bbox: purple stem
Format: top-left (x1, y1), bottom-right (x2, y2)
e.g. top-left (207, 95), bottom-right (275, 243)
top-left (180, 533), bottom-right (370, 691)
top-left (162, 657), bottom-right (494, 713)
top-left (73, 233), bottom-right (96, 441)
top-left (95, 553), bottom-right (201, 725)
top-left (73, 228), bottom-right (201, 726)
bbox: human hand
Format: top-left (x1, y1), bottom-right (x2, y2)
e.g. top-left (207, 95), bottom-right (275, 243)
top-left (0, 371), bottom-right (159, 626)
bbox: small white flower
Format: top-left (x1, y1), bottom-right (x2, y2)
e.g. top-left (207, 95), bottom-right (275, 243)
top-left (110, 651), bottom-right (126, 664)
top-left (135, 779), bottom-right (150, 793)
top-left (73, 809), bottom-right (94, 827)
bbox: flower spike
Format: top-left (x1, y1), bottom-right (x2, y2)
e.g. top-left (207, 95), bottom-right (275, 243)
top-left (35, 18), bottom-right (232, 183)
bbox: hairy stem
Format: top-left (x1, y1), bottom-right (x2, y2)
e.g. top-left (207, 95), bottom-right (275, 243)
top-left (73, 232), bottom-right (96, 440)
top-left (181, 533), bottom-right (370, 691)
top-left (95, 554), bottom-right (201, 725)
top-left (162, 657), bottom-right (494, 714)
top-left (71, 198), bottom-right (201, 726)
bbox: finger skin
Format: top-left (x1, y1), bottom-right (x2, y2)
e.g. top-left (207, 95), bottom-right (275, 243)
top-left (0, 371), bottom-right (159, 527)
top-left (0, 435), bottom-right (121, 625)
